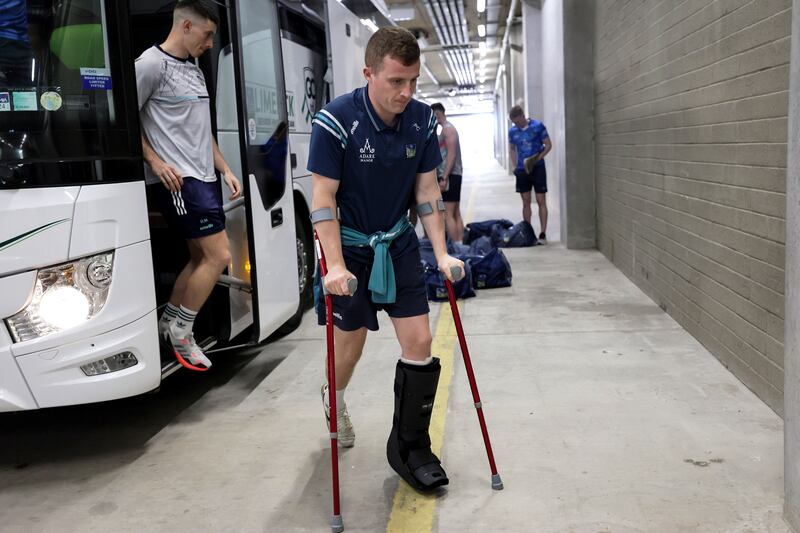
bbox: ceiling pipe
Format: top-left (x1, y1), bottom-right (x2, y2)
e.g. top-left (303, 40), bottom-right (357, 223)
top-left (434, 0), bottom-right (469, 86)
top-left (450, 0), bottom-right (475, 87)
top-left (425, 0), bottom-right (460, 84)
top-left (485, 0), bottom-right (501, 47)
top-left (493, 0), bottom-right (517, 96)
top-left (422, 0), bottom-right (474, 90)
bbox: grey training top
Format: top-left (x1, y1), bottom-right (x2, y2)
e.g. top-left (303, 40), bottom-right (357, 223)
top-left (439, 120), bottom-right (463, 176)
top-left (135, 45), bottom-right (215, 185)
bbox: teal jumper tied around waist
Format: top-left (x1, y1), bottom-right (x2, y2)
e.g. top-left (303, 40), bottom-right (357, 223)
top-left (340, 216), bottom-right (413, 304)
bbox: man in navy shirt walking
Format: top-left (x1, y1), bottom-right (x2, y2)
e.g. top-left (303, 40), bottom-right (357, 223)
top-left (308, 26), bottom-right (463, 492)
top-left (508, 105), bottom-right (552, 243)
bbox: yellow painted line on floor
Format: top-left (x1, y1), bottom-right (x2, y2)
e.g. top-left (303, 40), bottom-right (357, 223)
top-left (386, 177), bottom-right (478, 533)
top-left (386, 302), bottom-right (461, 533)
top-left (463, 174), bottom-right (478, 223)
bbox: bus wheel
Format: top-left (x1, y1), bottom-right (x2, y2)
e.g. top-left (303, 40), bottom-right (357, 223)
top-left (277, 211), bottom-right (314, 334)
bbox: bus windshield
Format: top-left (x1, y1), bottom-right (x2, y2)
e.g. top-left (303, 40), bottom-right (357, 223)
top-left (0, 0), bottom-right (139, 187)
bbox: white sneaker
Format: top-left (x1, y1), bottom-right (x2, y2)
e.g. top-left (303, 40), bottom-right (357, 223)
top-left (321, 384), bottom-right (355, 447)
top-left (168, 327), bottom-right (212, 371)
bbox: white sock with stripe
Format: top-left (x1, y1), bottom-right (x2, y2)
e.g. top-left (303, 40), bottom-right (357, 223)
top-left (159, 302), bottom-right (179, 328)
top-left (171, 305), bottom-right (198, 339)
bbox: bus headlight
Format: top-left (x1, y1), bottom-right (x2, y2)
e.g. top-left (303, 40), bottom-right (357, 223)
top-left (5, 252), bottom-right (114, 343)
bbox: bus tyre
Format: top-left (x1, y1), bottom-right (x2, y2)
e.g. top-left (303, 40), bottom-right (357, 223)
top-left (277, 211), bottom-right (314, 335)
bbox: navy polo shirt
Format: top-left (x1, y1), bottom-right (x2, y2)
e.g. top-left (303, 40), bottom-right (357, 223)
top-left (308, 85), bottom-right (442, 262)
top-left (508, 119), bottom-right (549, 171)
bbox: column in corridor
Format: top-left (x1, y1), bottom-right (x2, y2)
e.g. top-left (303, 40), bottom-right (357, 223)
top-left (784, 1), bottom-right (800, 529)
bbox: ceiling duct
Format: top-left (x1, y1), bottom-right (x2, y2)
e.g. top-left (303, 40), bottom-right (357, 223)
top-left (421, 0), bottom-right (475, 90)
top-left (485, 0), bottom-right (501, 47)
top-left (493, 0), bottom-right (518, 95)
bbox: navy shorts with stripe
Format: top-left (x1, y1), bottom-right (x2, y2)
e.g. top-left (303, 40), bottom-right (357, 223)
top-left (316, 247), bottom-right (430, 331)
top-left (514, 165), bottom-right (547, 194)
top-left (147, 178), bottom-right (225, 239)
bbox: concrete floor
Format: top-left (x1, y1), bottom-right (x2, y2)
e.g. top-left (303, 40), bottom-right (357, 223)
top-left (0, 159), bottom-right (791, 533)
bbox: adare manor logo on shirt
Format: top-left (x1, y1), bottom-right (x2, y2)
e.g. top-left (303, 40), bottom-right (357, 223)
top-left (359, 138), bottom-right (375, 163)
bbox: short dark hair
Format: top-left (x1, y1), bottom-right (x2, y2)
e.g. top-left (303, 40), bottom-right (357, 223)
top-left (175, 0), bottom-right (220, 26)
top-left (508, 105), bottom-right (525, 119)
top-left (430, 103), bottom-right (445, 114)
top-left (365, 27), bottom-right (420, 72)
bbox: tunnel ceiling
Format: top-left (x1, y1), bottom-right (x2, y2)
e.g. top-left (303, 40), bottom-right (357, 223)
top-left (382, 0), bottom-right (517, 111)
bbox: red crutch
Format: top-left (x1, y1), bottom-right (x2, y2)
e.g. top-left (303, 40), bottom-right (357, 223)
top-left (444, 266), bottom-right (504, 490)
top-left (314, 231), bottom-right (357, 533)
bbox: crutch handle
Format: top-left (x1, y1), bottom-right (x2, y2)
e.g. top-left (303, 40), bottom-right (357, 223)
top-left (322, 276), bottom-right (358, 296)
top-left (450, 266), bottom-right (464, 281)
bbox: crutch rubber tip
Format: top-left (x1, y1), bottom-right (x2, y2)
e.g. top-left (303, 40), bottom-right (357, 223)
top-left (491, 474), bottom-right (504, 490)
top-left (331, 515), bottom-right (344, 532)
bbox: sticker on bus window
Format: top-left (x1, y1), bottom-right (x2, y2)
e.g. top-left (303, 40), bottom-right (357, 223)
top-left (65, 95), bottom-right (90, 111)
top-left (40, 91), bottom-right (63, 111)
top-left (12, 91), bottom-right (37, 111)
top-left (80, 67), bottom-right (112, 90)
top-left (248, 118), bottom-right (257, 142)
top-left (0, 93), bottom-right (9, 111)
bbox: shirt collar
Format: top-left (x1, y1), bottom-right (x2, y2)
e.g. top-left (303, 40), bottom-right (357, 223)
top-left (156, 44), bottom-right (188, 63)
top-left (360, 85), bottom-right (403, 132)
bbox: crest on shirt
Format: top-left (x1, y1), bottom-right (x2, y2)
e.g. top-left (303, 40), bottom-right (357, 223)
top-left (405, 144), bottom-right (416, 158)
top-left (412, 122), bottom-right (421, 131)
top-left (351, 120), bottom-right (359, 134)
top-left (359, 138), bottom-right (375, 163)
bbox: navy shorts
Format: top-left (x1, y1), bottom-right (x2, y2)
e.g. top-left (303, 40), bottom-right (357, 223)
top-left (316, 248), bottom-right (430, 331)
top-left (441, 173), bottom-right (462, 203)
top-left (514, 165), bottom-right (547, 194)
top-left (148, 178), bottom-right (225, 239)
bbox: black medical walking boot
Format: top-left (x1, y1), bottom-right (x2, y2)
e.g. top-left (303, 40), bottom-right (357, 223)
top-left (387, 358), bottom-right (449, 491)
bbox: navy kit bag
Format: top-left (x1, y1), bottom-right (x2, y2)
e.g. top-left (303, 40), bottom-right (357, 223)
top-left (493, 220), bottom-right (538, 247)
top-left (463, 219), bottom-right (513, 245)
top-left (418, 238), bottom-right (476, 301)
top-left (423, 260), bottom-right (476, 301)
top-left (468, 235), bottom-right (495, 256)
top-left (469, 248), bottom-right (512, 289)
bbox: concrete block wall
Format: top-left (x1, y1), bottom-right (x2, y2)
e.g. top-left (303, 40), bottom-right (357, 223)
top-left (594, 0), bottom-right (792, 413)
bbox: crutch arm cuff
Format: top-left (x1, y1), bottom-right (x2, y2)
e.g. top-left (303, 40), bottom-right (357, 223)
top-left (416, 199), bottom-right (445, 216)
top-left (311, 207), bottom-right (337, 225)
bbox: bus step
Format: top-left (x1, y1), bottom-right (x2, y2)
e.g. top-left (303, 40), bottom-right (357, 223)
top-left (217, 274), bottom-right (252, 293)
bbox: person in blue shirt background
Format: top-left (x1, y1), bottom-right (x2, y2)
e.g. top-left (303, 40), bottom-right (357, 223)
top-left (508, 105), bottom-right (552, 243)
top-left (308, 26), bottom-right (463, 492)
top-left (0, 0), bottom-right (33, 87)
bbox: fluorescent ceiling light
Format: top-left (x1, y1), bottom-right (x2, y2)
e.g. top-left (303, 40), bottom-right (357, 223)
top-left (478, 24), bottom-right (486, 37)
top-left (389, 3), bottom-right (416, 21)
top-left (360, 18), bottom-right (379, 33)
top-left (477, 0), bottom-right (486, 13)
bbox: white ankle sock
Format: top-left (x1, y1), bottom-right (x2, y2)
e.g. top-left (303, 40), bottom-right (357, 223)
top-left (160, 302), bottom-right (179, 325)
top-left (336, 389), bottom-right (346, 414)
top-left (400, 355), bottom-right (433, 366)
top-left (172, 305), bottom-right (198, 337)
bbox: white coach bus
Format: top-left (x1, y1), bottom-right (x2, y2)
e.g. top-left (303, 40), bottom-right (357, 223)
top-left (0, 0), bottom-right (387, 411)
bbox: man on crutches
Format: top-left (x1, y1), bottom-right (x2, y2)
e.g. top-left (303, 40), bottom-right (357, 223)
top-left (308, 26), bottom-right (463, 496)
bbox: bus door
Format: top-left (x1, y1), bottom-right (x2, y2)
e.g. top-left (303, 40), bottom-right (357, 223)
top-left (227, 0), bottom-right (299, 341)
